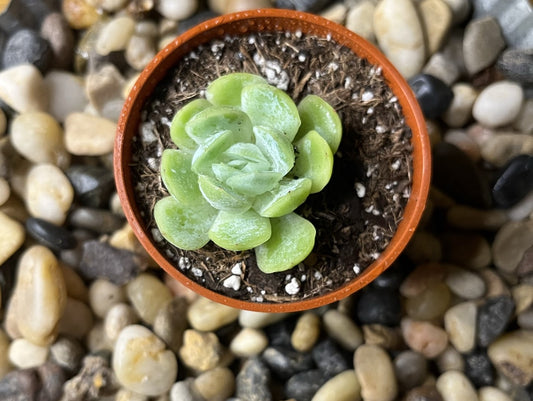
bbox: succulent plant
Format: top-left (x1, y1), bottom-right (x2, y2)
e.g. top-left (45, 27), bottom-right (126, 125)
top-left (154, 73), bottom-right (342, 273)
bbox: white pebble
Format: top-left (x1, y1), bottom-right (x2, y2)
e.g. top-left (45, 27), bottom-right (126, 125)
top-left (436, 370), bottom-right (479, 401)
top-left (156, 0), bottom-right (197, 20)
top-left (239, 310), bottom-right (289, 329)
top-left (0, 64), bottom-right (48, 113)
top-left (478, 386), bottom-right (513, 401)
top-left (8, 338), bottom-right (49, 369)
top-left (64, 112), bottom-right (117, 156)
top-left (442, 83), bottom-right (478, 128)
top-left (96, 16), bottom-right (136, 56)
top-left (105, 303), bottom-right (139, 342)
top-left (126, 274), bottom-right (173, 325)
top-left (444, 301), bottom-right (477, 353)
top-left (472, 81), bottom-right (524, 128)
top-left (187, 296), bottom-right (240, 331)
top-left (44, 71), bottom-right (88, 123)
top-left (89, 279), bottom-right (127, 319)
top-left (345, 1), bottom-right (376, 42)
top-left (0, 211), bottom-right (25, 265)
top-left (230, 327), bottom-right (269, 357)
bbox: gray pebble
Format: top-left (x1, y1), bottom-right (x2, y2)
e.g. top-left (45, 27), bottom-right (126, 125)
top-left (236, 358), bottom-right (272, 401)
top-left (69, 207), bottom-right (125, 234)
top-left (67, 165), bottom-right (115, 208)
top-left (477, 295), bottom-right (515, 347)
top-left (50, 336), bottom-right (85, 373)
top-left (285, 369), bottom-right (328, 401)
top-left (169, 379), bottom-right (204, 401)
top-left (446, 267), bottom-right (486, 299)
top-left (2, 29), bottom-right (52, 73)
top-left (394, 351), bottom-right (428, 390)
top-left (261, 346), bottom-right (314, 379)
top-left (463, 16), bottom-right (505, 75)
top-left (153, 297), bottom-right (188, 353)
top-left (40, 12), bottom-right (75, 70)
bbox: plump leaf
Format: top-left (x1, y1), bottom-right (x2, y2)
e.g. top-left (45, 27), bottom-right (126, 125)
top-left (255, 213), bottom-right (316, 273)
top-left (191, 130), bottom-right (235, 175)
top-left (161, 149), bottom-right (203, 206)
top-left (154, 196), bottom-right (217, 250)
top-left (198, 175), bottom-right (251, 213)
top-left (208, 209), bottom-right (271, 251)
top-left (296, 95), bottom-right (343, 153)
top-left (206, 73), bottom-right (267, 107)
top-left (186, 106), bottom-right (253, 144)
top-left (241, 83), bottom-right (301, 141)
top-left (224, 142), bottom-right (269, 168)
top-left (291, 130), bottom-right (334, 193)
top-left (253, 125), bottom-right (295, 176)
top-left (226, 171), bottom-right (282, 196)
top-left (170, 99), bottom-right (211, 152)
top-left (253, 177), bottom-right (312, 217)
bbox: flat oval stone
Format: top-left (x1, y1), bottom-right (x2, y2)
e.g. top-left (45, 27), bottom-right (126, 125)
top-left (236, 357), bottom-right (272, 401)
top-left (476, 295), bottom-right (515, 348)
top-left (64, 112), bottom-right (117, 156)
top-left (488, 330), bottom-right (533, 386)
top-left (492, 155), bottom-right (533, 208)
top-left (88, 278), bottom-right (127, 319)
top-left (493, 220), bottom-right (533, 273)
top-left (442, 83), bottom-right (478, 128)
top-left (8, 338), bottom-right (49, 369)
top-left (446, 267), bottom-right (486, 299)
top-left (261, 346), bottom-right (314, 379)
top-left (322, 309), bottom-right (363, 351)
top-left (66, 165), bottom-right (114, 208)
top-left (436, 371), bottom-right (478, 401)
top-left (126, 274), bottom-right (173, 326)
top-left (95, 16), bottom-right (135, 56)
top-left (409, 74), bottom-right (454, 119)
top-left (0, 64), bottom-right (48, 113)
top-left (68, 207), bottom-right (124, 234)
top-left (356, 287), bottom-right (402, 326)
top-left (354, 344), bottom-right (398, 401)
top-left (401, 318), bottom-right (449, 358)
top-left (311, 370), bottom-right (361, 401)
top-left (194, 367), bottom-right (235, 401)
top-left (419, 0), bottom-right (452, 55)
top-left (472, 81), bottom-right (524, 128)
top-left (153, 297), bottom-right (188, 353)
top-left (394, 350), bottom-right (428, 390)
top-left (230, 327), bottom-right (269, 357)
top-left (478, 386), bottom-right (513, 401)
top-left (187, 297), bottom-right (239, 332)
top-left (291, 312), bottom-right (321, 352)
top-left (463, 16), bottom-right (505, 76)
top-left (285, 369), bottom-right (327, 401)
top-left (464, 349), bottom-right (495, 387)
top-left (2, 29), bottom-right (52, 73)
top-left (444, 301), bottom-right (477, 353)
top-left (0, 211), bottom-right (25, 265)
top-left (312, 340), bottom-right (349, 377)
top-left (405, 282), bottom-right (451, 320)
top-left (26, 217), bottom-right (77, 251)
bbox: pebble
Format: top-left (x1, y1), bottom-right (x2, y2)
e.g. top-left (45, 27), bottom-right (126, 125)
top-left (230, 327), bottom-right (269, 357)
top-left (194, 367), bottom-right (235, 401)
top-left (488, 330), bottom-right (533, 386)
top-left (442, 83), bottom-right (478, 128)
top-left (0, 211), bottom-right (25, 265)
top-left (405, 231), bottom-right (443, 264)
top-left (104, 303), bottom-right (139, 343)
top-left (362, 324), bottom-right (404, 351)
top-left (436, 345), bottom-right (465, 372)
top-left (394, 350), bottom-right (428, 390)
top-left (405, 385), bottom-right (444, 401)
top-left (115, 388), bottom-right (149, 401)
top-left (0, 329), bottom-right (11, 378)
top-left (480, 133), bottom-right (533, 168)
top-left (447, 205), bottom-right (508, 231)
top-left (79, 240), bottom-right (140, 285)
top-left (88, 278), bottom-right (127, 319)
top-left (96, 16), bottom-right (135, 56)
top-left (85, 321), bottom-right (113, 353)
top-left (58, 297), bottom-right (94, 339)
top-left (514, 99), bottom-right (533, 135)
top-left (423, 52), bottom-right (460, 86)
top-left (187, 296), bottom-right (240, 332)
top-left (354, 344), bottom-right (398, 401)
top-left (151, 297), bottom-right (187, 353)
top-left (261, 346), bottom-right (314, 379)
top-left (473, 81), bottom-right (524, 128)
top-left (356, 287), bottom-right (402, 326)
top-left (25, 163), bottom-right (74, 225)
top-left (291, 312), bottom-right (321, 352)
top-left (64, 112), bottom-right (117, 156)
top-left (463, 16), bottom-right (505, 76)
top-left (25, 217), bottom-right (77, 251)
top-left (126, 35), bottom-right (157, 71)
top-left (464, 349), bottom-right (495, 387)
top-left (236, 358), bottom-right (272, 401)
top-left (275, 0), bottom-right (332, 13)
top-left (14, 245), bottom-right (67, 346)
top-left (497, 48), bottom-right (533, 86)
top-left (2, 29), bottom-right (52, 74)
top-left (443, 129), bottom-right (481, 162)
top-left (322, 309), bottom-right (363, 351)
top-left (517, 305), bottom-right (533, 329)
top-left (446, 267), bottom-right (486, 299)
top-left (480, 269), bottom-right (510, 298)
top-left (401, 319), bottom-right (449, 358)
top-left (493, 220), bottom-right (533, 274)
top-left (400, 263), bottom-right (448, 298)
top-left (405, 282), bottom-right (451, 320)
top-left (156, 0), bottom-right (198, 20)
top-left (311, 370), bottom-right (361, 401)
top-left (436, 370), bottom-right (479, 401)
top-left (409, 74), bottom-right (454, 119)
top-left (113, 325), bottom-right (177, 396)
top-left (444, 301), bottom-right (477, 353)
top-left (373, 0), bottom-right (425, 79)
top-left (50, 336), bottom-right (85, 373)
top-left (492, 155), bottom-right (533, 208)
top-left (0, 369), bottom-right (40, 400)
top-left (179, 329), bottom-right (225, 372)
top-left (40, 13), bottom-right (75, 70)
top-left (0, 64), bottom-right (48, 113)
top-left (512, 284), bottom-right (533, 315)
top-left (441, 232), bottom-right (491, 269)
top-left (239, 310), bottom-right (289, 329)
top-left (8, 338), bottom-right (49, 369)
top-left (442, 0), bottom-right (471, 24)
top-left (478, 386), bottom-right (513, 401)
top-left (170, 379), bottom-right (204, 401)
top-left (285, 369), bottom-right (327, 401)
top-left (62, 0), bottom-right (100, 30)
top-left (312, 339), bottom-right (349, 377)
top-left (0, 177), bottom-right (9, 207)
top-left (226, 0), bottom-right (274, 14)
top-left (476, 295), bottom-right (515, 348)
top-left (345, 1), bottom-right (375, 43)
top-left (67, 165), bottom-right (115, 208)
top-left (62, 354), bottom-right (119, 399)
top-left (69, 207), bottom-right (124, 234)
top-left (126, 274), bottom-right (172, 326)
top-left (44, 70), bottom-right (87, 123)
top-left (418, 0), bottom-right (452, 55)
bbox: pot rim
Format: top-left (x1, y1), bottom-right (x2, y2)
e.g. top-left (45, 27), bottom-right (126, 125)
top-left (114, 8), bottom-right (431, 312)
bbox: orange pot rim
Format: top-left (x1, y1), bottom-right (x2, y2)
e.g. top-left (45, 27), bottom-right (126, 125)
top-left (114, 8), bottom-right (431, 313)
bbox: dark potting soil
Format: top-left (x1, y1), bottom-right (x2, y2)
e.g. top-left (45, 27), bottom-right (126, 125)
top-left (131, 31), bottom-right (413, 303)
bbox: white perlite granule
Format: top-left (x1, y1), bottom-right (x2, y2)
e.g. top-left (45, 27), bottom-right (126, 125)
top-left (285, 277), bottom-right (300, 295)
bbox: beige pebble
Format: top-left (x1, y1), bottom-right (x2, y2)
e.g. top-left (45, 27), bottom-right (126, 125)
top-left (345, 1), bottom-right (375, 42)
top-left (479, 269), bottom-right (510, 298)
top-left (320, 2), bottom-right (347, 24)
top-left (478, 386), bottom-right (513, 401)
top-left (354, 345), bottom-right (398, 401)
top-left (447, 205), bottom-right (508, 231)
top-left (444, 301), bottom-right (477, 353)
top-left (187, 296), bottom-right (240, 332)
top-left (113, 325), bottom-right (178, 396)
top-left (194, 367), bottom-right (235, 401)
top-left (493, 220), bottom-right (533, 274)
top-left (512, 284), bottom-right (533, 314)
top-left (86, 64), bottom-right (125, 120)
top-left (115, 388), bottom-right (148, 401)
top-left (126, 35), bottom-right (157, 71)
top-left (179, 329), bottom-right (225, 372)
top-left (442, 83), bottom-right (478, 128)
top-left (239, 310), bottom-right (289, 329)
top-left (0, 329), bottom-right (12, 379)
top-left (418, 0), bottom-right (452, 54)
top-left (126, 274), bottom-right (173, 325)
top-left (312, 370), bottom-right (361, 401)
top-left (436, 370), bottom-right (479, 401)
top-left (89, 278), bottom-right (127, 319)
top-left (405, 281), bottom-right (451, 320)
top-left (153, 297), bottom-right (188, 353)
top-left (8, 338), bottom-right (49, 369)
top-left (401, 318), bottom-right (448, 358)
top-left (96, 16), bottom-right (135, 56)
top-left (4, 291), bottom-right (22, 340)
top-left (488, 330), bottom-right (533, 386)
top-left (423, 52), bottom-right (460, 86)
top-left (229, 327), bottom-right (269, 357)
top-left (362, 324), bottom-right (404, 350)
top-left (156, 0), bottom-right (198, 19)
top-left (62, 0), bottom-right (100, 29)
top-left (25, 163), bottom-right (73, 225)
top-left (436, 345), bottom-right (465, 373)
top-left (14, 245), bottom-right (67, 346)
top-left (0, 211), bottom-right (25, 265)
top-left (85, 321), bottom-right (113, 353)
top-left (58, 297), bottom-right (94, 339)
top-left (225, 0), bottom-right (272, 14)
top-left (104, 303), bottom-right (139, 343)
top-left (64, 112), bottom-right (117, 156)
top-left (323, 309), bottom-right (363, 351)
top-left (0, 64), bottom-right (48, 113)
top-left (445, 266), bottom-right (486, 299)
top-left (0, 177), bottom-right (9, 206)
top-left (60, 263), bottom-right (89, 303)
top-left (480, 133), bottom-right (533, 167)
top-left (291, 312), bottom-right (321, 352)
top-left (400, 263), bottom-right (448, 298)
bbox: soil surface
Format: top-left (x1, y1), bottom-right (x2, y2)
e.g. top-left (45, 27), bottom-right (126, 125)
top-left (131, 31), bottom-right (413, 303)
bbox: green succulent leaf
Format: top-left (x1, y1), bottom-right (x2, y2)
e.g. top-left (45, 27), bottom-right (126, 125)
top-left (253, 125), bottom-right (295, 176)
top-left (160, 149), bottom-right (203, 206)
top-left (170, 98), bottom-right (211, 152)
top-left (241, 83), bottom-right (301, 142)
top-left (226, 171), bottom-right (283, 196)
top-left (255, 213), bottom-right (316, 273)
top-left (209, 209), bottom-right (271, 251)
top-left (154, 196), bottom-right (217, 250)
top-left (186, 106), bottom-right (253, 144)
top-left (198, 174), bottom-right (251, 213)
top-left (206, 73), bottom-right (267, 107)
top-left (292, 130), bottom-right (334, 194)
top-left (191, 130), bottom-right (236, 175)
top-left (253, 177), bottom-right (312, 218)
top-left (296, 95), bottom-right (343, 153)
top-left (224, 142), bottom-right (269, 169)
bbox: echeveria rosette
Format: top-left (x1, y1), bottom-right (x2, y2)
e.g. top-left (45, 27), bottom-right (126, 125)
top-left (154, 73), bottom-right (342, 274)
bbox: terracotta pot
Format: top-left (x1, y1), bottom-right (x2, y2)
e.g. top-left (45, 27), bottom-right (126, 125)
top-left (114, 9), bottom-right (431, 312)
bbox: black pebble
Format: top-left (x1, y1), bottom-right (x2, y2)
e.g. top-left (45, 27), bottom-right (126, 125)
top-left (492, 155), bottom-right (533, 208)
top-left (285, 369), bottom-right (328, 401)
top-left (67, 165), bottom-right (115, 208)
top-left (26, 217), bottom-right (77, 251)
top-left (276, 0), bottom-right (335, 13)
top-left (477, 295), bottom-right (515, 347)
top-left (2, 29), bottom-right (52, 73)
top-left (372, 257), bottom-right (413, 289)
top-left (464, 349), bottom-right (495, 387)
top-left (264, 317), bottom-right (297, 348)
top-left (408, 73), bottom-right (454, 119)
top-left (261, 346), bottom-right (314, 379)
top-left (311, 340), bottom-right (349, 377)
top-left (356, 287), bottom-right (402, 326)
top-left (0, 254), bottom-right (18, 313)
top-left (236, 358), bottom-right (273, 401)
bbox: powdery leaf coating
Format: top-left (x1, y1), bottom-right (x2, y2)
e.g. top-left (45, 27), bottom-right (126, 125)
top-left (206, 72), bottom-right (267, 107)
top-left (170, 98), bottom-right (211, 152)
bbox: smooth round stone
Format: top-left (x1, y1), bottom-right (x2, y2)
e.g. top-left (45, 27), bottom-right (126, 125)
top-left (25, 163), bottom-right (74, 225)
top-left (405, 282), bottom-right (451, 320)
top-left (67, 165), bottom-right (114, 208)
top-left (226, 0), bottom-right (273, 13)
top-left (442, 83), bottom-right (478, 128)
top-left (479, 269), bottom-right (510, 298)
top-left (104, 303), bottom-right (139, 342)
top-left (345, 1), bottom-right (375, 42)
top-left (230, 327), bottom-right (268, 357)
top-left (8, 338), bottom-right (49, 369)
top-left (362, 324), bottom-right (404, 351)
top-left (374, 0), bottom-right (425, 79)
top-left (356, 287), bottom-right (402, 326)
top-left (85, 322), bottom-right (113, 353)
top-left (441, 233), bottom-right (491, 269)
top-left (40, 13), bottom-right (75, 70)
top-left (492, 155), bottom-right (533, 208)
top-left (512, 284), bottom-right (533, 314)
top-left (0, 177), bottom-right (8, 206)
top-left (444, 301), bottom-right (477, 353)
top-left (464, 349), bottom-right (495, 387)
top-left (96, 16), bottom-right (135, 56)
top-left (2, 29), bottom-right (52, 73)
top-left (404, 385), bottom-right (444, 401)
top-left (285, 369), bottom-right (328, 401)
top-left (125, 35), bottom-right (156, 71)
top-left (476, 295), bottom-right (515, 348)
top-left (187, 297), bottom-right (239, 332)
top-left (156, 0), bottom-right (198, 20)
top-left (488, 330), bottom-right (533, 386)
top-left (423, 52), bottom-right (460, 86)
top-left (514, 99), bottom-right (533, 135)
top-left (291, 312), bottom-right (321, 353)
top-left (518, 305), bottom-right (533, 329)
top-left (401, 319), bottom-right (449, 358)
top-left (473, 81), bottom-right (524, 128)
top-left (64, 112), bottom-right (117, 156)
top-left (88, 278), bottom-right (127, 319)
top-left (400, 263), bottom-right (448, 298)
top-left (493, 220), bottom-right (533, 273)
top-left (447, 205), bottom-right (508, 231)
top-left (236, 358), bottom-right (272, 401)
top-left (26, 217), bottom-right (77, 251)
top-left (179, 330), bottom-right (224, 372)
top-left (68, 207), bottom-right (124, 234)
top-left (354, 345), bottom-right (398, 401)
top-left (58, 297), bottom-right (94, 339)
top-left (322, 309), bottom-right (363, 351)
top-left (463, 16), bottom-right (505, 76)
top-left (405, 231), bottom-right (442, 263)
top-left (0, 329), bottom-right (12, 378)
top-left (478, 386), bottom-right (513, 401)
top-left (312, 340), bottom-right (349, 377)
top-left (446, 267), bottom-right (486, 299)
top-left (311, 370), bottom-right (361, 401)
top-left (50, 336), bottom-right (85, 373)
top-left (113, 325), bottom-right (177, 396)
top-left (419, 0), bottom-right (452, 55)
top-left (170, 379), bottom-right (204, 401)
top-left (0, 64), bottom-right (48, 113)
top-left (443, 129), bottom-right (481, 161)
top-left (436, 371), bottom-right (478, 401)
top-left (92, 0), bottom-right (130, 12)
top-left (62, 0), bottom-right (100, 29)
top-left (261, 346), bottom-right (314, 379)
top-left (44, 71), bottom-right (87, 123)
top-left (126, 274), bottom-right (172, 326)
top-left (239, 310), bottom-right (289, 329)
top-left (153, 297), bottom-right (188, 353)
top-left (0, 211), bottom-right (25, 265)
top-left (436, 345), bottom-right (465, 373)
top-left (442, 0), bottom-right (470, 23)
top-left (194, 367), bottom-right (235, 401)
top-left (480, 133), bottom-right (533, 168)
top-left (115, 389), bottom-right (149, 401)
top-left (409, 74), bottom-right (454, 119)
top-left (394, 351), bottom-right (428, 390)
top-left (497, 49), bottom-right (533, 87)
